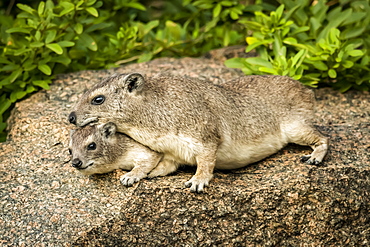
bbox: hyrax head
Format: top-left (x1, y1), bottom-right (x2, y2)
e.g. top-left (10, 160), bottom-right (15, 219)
top-left (69, 122), bottom-right (123, 175)
top-left (68, 73), bottom-right (145, 127)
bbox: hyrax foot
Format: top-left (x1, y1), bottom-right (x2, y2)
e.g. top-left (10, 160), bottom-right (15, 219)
top-left (300, 155), bottom-right (321, 166)
top-left (184, 174), bottom-right (213, 193)
top-left (120, 172), bottom-right (143, 186)
top-left (286, 121), bottom-right (328, 166)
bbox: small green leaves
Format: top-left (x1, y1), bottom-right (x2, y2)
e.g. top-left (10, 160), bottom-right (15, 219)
top-left (226, 0), bottom-right (370, 92)
top-left (1, 0), bottom-right (369, 141)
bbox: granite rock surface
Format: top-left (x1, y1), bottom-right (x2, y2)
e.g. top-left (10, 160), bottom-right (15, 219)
top-left (0, 50), bottom-right (369, 246)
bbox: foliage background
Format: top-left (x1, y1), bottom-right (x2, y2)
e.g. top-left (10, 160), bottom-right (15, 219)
top-left (0, 0), bottom-right (369, 141)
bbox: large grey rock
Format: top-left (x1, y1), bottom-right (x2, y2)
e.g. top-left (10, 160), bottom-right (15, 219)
top-left (0, 52), bottom-right (369, 246)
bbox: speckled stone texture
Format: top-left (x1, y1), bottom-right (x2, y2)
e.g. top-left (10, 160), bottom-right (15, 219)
top-left (0, 49), bottom-right (369, 246)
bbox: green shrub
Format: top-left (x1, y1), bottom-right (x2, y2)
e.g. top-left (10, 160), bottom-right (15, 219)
top-left (2, 0), bottom-right (369, 141)
top-left (225, 0), bottom-right (370, 91)
top-left (1, 0), bottom-right (259, 141)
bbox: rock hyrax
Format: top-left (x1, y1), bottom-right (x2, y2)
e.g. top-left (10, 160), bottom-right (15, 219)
top-left (69, 122), bottom-right (163, 186)
top-left (69, 73), bottom-right (328, 192)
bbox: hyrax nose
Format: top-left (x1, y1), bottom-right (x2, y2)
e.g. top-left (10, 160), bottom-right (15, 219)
top-left (72, 158), bottom-right (82, 168)
top-left (69, 112), bottom-right (77, 125)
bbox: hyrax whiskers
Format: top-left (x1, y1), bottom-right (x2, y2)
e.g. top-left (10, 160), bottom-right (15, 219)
top-left (69, 122), bottom-right (163, 186)
top-left (69, 73), bottom-right (328, 192)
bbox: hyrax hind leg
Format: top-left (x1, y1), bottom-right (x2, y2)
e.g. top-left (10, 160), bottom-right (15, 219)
top-left (148, 158), bottom-right (179, 178)
top-left (285, 121), bottom-right (329, 165)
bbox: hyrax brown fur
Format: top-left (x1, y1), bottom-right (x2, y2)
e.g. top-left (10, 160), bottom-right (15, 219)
top-left (69, 122), bottom-right (163, 186)
top-left (69, 73), bottom-right (328, 192)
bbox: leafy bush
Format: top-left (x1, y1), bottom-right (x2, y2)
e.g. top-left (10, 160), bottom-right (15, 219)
top-left (1, 0), bottom-right (260, 141)
top-left (226, 0), bottom-right (370, 91)
top-left (2, 0), bottom-right (369, 141)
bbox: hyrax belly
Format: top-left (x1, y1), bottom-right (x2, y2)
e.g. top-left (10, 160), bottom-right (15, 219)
top-left (215, 131), bottom-right (287, 169)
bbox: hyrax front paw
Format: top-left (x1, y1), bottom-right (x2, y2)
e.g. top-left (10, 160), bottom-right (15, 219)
top-left (184, 174), bottom-right (213, 193)
top-left (120, 172), bottom-right (142, 187)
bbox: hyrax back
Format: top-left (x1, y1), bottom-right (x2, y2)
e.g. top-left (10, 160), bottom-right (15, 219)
top-left (69, 73), bottom-right (328, 192)
top-left (69, 122), bottom-right (162, 186)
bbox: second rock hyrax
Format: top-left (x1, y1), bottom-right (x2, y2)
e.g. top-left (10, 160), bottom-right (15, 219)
top-left (68, 73), bottom-right (329, 192)
top-left (69, 122), bottom-right (163, 186)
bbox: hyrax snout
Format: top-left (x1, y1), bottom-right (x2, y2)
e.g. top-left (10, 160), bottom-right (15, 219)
top-left (69, 73), bottom-right (328, 192)
top-left (69, 122), bottom-right (163, 186)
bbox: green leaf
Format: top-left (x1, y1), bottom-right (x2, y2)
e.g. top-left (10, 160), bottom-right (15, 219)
top-left (225, 58), bottom-right (247, 69)
top-left (57, 41), bottom-right (75, 47)
top-left (14, 48), bottom-right (32, 56)
top-left (317, 8), bottom-right (352, 41)
top-left (0, 98), bottom-right (11, 115)
top-left (59, 2), bottom-right (75, 16)
top-left (245, 57), bottom-right (273, 68)
top-left (33, 80), bottom-right (51, 90)
top-left (79, 33), bottom-right (97, 51)
top-left (138, 53), bottom-right (153, 63)
top-left (17, 3), bottom-right (35, 14)
top-left (292, 49), bottom-right (307, 67)
top-left (213, 4), bottom-right (222, 18)
top-left (347, 50), bottom-right (364, 57)
top-left (86, 7), bottom-right (98, 17)
top-left (141, 20), bottom-right (159, 36)
top-left (125, 2), bottom-right (146, 11)
top-left (30, 41), bottom-right (45, 48)
top-left (45, 30), bottom-right (57, 43)
top-left (1, 64), bottom-right (20, 72)
top-left (46, 43), bottom-right (63, 54)
top-left (312, 61), bottom-right (328, 71)
top-left (38, 64), bottom-right (52, 75)
top-left (9, 68), bottom-right (23, 83)
top-left (0, 57), bottom-right (11, 64)
top-left (165, 20), bottom-right (182, 40)
top-left (246, 39), bottom-right (273, 52)
top-left (275, 4), bottom-right (285, 21)
top-left (35, 31), bottom-right (41, 40)
top-left (341, 26), bottom-right (366, 39)
top-left (26, 85), bottom-right (36, 93)
top-left (6, 27), bottom-right (31, 34)
top-left (342, 60), bottom-right (354, 68)
top-left (259, 67), bottom-right (278, 74)
top-left (38, 1), bottom-right (45, 16)
top-left (283, 37), bottom-right (297, 45)
top-left (10, 90), bottom-right (28, 103)
top-left (230, 10), bottom-right (239, 20)
top-left (50, 56), bottom-right (71, 66)
top-left (328, 69), bottom-right (337, 78)
top-left (74, 23), bottom-right (83, 34)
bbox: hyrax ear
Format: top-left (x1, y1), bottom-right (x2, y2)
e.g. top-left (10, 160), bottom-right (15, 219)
top-left (101, 122), bottom-right (117, 139)
top-left (118, 73), bottom-right (145, 93)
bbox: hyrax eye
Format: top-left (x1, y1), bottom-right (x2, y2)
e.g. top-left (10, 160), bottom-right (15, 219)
top-left (87, 142), bottom-right (97, 150)
top-left (91, 95), bottom-right (105, 105)
top-left (68, 149), bottom-right (72, 155)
